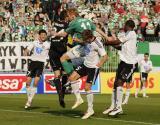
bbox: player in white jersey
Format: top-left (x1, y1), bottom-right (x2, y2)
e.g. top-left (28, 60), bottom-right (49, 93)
top-left (66, 30), bottom-right (108, 119)
top-left (103, 20), bottom-right (138, 116)
top-left (135, 53), bottom-right (152, 98)
top-left (24, 30), bottom-right (50, 109)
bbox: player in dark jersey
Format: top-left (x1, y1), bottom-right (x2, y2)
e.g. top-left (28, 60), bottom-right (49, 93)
top-left (51, 8), bottom-right (107, 75)
top-left (47, 10), bottom-right (68, 108)
top-left (50, 8), bottom-right (107, 109)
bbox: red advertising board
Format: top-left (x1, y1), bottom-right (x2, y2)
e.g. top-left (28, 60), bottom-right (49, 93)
top-left (0, 74), bottom-right (27, 93)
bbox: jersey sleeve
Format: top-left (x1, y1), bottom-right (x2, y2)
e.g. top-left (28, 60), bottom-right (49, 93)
top-left (45, 42), bottom-right (51, 50)
top-left (95, 40), bottom-right (106, 57)
top-left (65, 22), bottom-right (75, 35)
top-left (27, 42), bottom-right (34, 51)
top-left (118, 31), bottom-right (135, 43)
top-left (149, 61), bottom-right (153, 70)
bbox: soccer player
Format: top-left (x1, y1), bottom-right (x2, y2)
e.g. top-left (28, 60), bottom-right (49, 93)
top-left (24, 29), bottom-right (50, 109)
top-left (67, 30), bottom-right (108, 119)
top-left (103, 20), bottom-right (138, 116)
top-left (50, 8), bottom-right (106, 109)
top-left (135, 53), bottom-right (152, 98)
top-left (47, 10), bottom-right (68, 108)
top-left (51, 8), bottom-right (107, 75)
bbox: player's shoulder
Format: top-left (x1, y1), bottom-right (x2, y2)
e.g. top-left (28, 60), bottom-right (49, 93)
top-left (128, 31), bottom-right (136, 36)
top-left (140, 59), bottom-right (145, 64)
top-left (148, 60), bottom-right (152, 64)
top-left (43, 41), bottom-right (50, 45)
top-left (33, 40), bottom-right (39, 44)
top-left (92, 38), bottom-right (103, 48)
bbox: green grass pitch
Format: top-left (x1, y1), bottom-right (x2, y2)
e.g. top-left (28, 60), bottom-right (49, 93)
top-left (0, 94), bottom-right (160, 125)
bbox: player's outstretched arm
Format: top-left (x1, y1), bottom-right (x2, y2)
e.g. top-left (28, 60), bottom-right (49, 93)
top-left (96, 54), bottom-right (108, 68)
top-left (96, 27), bottom-right (121, 45)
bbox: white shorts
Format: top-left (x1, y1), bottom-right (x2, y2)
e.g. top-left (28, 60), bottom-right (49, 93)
top-left (66, 45), bottom-right (85, 59)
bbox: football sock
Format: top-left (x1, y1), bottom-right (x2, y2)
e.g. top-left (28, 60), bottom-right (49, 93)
top-left (142, 86), bottom-right (146, 97)
top-left (28, 87), bottom-right (37, 102)
top-left (117, 86), bottom-right (123, 108)
top-left (110, 89), bottom-right (116, 108)
top-left (86, 91), bottom-right (94, 112)
top-left (123, 88), bottom-right (130, 103)
top-left (71, 81), bottom-right (81, 101)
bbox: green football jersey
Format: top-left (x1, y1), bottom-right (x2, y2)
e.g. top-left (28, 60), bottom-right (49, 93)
top-left (65, 17), bottom-right (96, 39)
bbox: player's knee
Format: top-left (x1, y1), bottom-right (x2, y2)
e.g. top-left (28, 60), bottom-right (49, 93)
top-left (60, 54), bottom-right (69, 62)
top-left (68, 75), bottom-right (75, 82)
top-left (26, 77), bottom-right (32, 87)
top-left (117, 79), bottom-right (124, 87)
top-left (84, 84), bottom-right (91, 91)
top-left (26, 82), bottom-right (31, 87)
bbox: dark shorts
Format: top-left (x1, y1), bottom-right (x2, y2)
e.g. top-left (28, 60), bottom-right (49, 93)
top-left (115, 61), bottom-right (138, 83)
top-left (140, 72), bottom-right (148, 81)
top-left (126, 75), bottom-right (133, 84)
top-left (27, 61), bottom-right (44, 78)
top-left (75, 64), bottom-right (99, 84)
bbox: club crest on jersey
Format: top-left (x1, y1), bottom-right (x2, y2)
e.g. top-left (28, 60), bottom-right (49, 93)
top-left (36, 47), bottom-right (43, 54)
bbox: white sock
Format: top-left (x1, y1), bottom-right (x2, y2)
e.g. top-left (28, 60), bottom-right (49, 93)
top-left (135, 88), bottom-right (139, 97)
top-left (110, 89), bottom-right (116, 109)
top-left (71, 81), bottom-right (82, 101)
top-left (26, 87), bottom-right (31, 97)
top-left (142, 86), bottom-right (146, 97)
top-left (28, 87), bottom-right (37, 102)
top-left (86, 91), bottom-right (94, 112)
top-left (116, 86), bottom-right (123, 108)
top-left (123, 89), bottom-right (130, 103)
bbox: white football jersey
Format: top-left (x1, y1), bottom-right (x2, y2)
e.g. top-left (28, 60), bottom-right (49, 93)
top-left (28, 40), bottom-right (50, 62)
top-left (140, 60), bottom-right (152, 73)
top-left (84, 38), bottom-right (106, 68)
top-left (118, 31), bottom-right (138, 64)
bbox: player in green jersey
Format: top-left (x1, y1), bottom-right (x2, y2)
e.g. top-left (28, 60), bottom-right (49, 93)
top-left (50, 8), bottom-right (107, 109)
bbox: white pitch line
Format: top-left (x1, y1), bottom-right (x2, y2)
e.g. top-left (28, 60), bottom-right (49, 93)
top-left (0, 109), bottom-right (160, 125)
top-left (91, 117), bottom-right (160, 125)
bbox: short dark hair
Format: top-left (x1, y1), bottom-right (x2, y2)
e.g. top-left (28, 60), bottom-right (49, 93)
top-left (144, 53), bottom-right (149, 56)
top-left (82, 30), bottom-right (93, 41)
top-left (60, 10), bottom-right (67, 21)
top-left (125, 20), bottom-right (135, 29)
top-left (39, 29), bottom-right (47, 35)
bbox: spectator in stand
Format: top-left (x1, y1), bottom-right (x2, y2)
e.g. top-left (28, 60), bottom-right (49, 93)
top-left (0, 0), bottom-right (159, 42)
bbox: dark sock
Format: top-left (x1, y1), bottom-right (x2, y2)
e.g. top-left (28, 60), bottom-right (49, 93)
top-left (54, 78), bottom-right (61, 94)
top-left (54, 77), bottom-right (65, 108)
top-left (62, 74), bottom-right (68, 94)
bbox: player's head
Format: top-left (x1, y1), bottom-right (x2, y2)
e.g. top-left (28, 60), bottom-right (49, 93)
top-left (59, 10), bottom-right (67, 21)
top-left (82, 30), bottom-right (94, 43)
top-left (66, 8), bottom-right (79, 22)
top-left (144, 53), bottom-right (149, 61)
top-left (124, 20), bottom-right (135, 32)
top-left (39, 29), bottom-right (47, 42)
